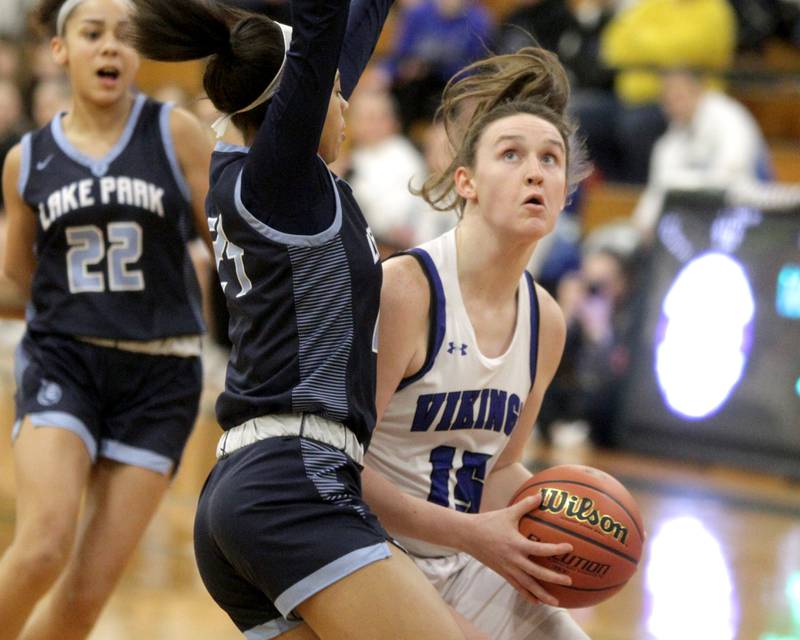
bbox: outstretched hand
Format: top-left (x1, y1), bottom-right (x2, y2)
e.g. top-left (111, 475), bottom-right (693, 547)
top-left (462, 494), bottom-right (572, 607)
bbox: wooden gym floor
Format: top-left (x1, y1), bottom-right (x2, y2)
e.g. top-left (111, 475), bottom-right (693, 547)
top-left (0, 322), bottom-right (797, 640)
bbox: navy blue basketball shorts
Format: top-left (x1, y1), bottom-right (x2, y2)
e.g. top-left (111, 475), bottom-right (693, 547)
top-left (194, 435), bottom-right (392, 639)
top-left (13, 332), bottom-right (202, 476)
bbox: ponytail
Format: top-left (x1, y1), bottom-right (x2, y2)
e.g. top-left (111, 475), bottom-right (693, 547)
top-left (130, 0), bottom-right (237, 62)
top-left (130, 0), bottom-right (285, 120)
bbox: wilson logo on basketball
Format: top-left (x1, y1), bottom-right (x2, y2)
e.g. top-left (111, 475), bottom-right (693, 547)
top-left (538, 488), bottom-right (629, 544)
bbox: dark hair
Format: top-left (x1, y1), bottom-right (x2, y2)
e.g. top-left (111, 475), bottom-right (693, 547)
top-left (418, 98), bottom-right (590, 214)
top-left (35, 0), bottom-right (68, 36)
top-left (129, 0), bottom-right (285, 133)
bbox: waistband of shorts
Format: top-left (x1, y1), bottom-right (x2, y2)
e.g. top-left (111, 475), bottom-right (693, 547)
top-left (216, 413), bottom-right (364, 465)
top-left (75, 335), bottom-right (202, 357)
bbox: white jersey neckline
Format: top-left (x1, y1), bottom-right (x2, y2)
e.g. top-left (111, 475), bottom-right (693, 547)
top-left (441, 228), bottom-right (525, 369)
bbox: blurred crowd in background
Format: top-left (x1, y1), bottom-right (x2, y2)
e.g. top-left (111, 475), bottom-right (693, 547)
top-left (0, 0), bottom-right (798, 450)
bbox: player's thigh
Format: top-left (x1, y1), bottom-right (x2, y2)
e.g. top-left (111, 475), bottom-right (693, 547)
top-left (11, 420), bottom-right (91, 540)
top-left (66, 459), bottom-right (170, 592)
top-left (296, 543), bottom-right (465, 640)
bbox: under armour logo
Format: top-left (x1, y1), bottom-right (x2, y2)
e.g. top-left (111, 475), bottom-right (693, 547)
top-left (447, 342), bottom-right (468, 356)
top-left (36, 154), bottom-right (54, 171)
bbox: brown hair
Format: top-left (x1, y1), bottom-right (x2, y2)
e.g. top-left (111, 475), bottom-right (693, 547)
top-left (128, 0), bottom-right (285, 134)
top-left (34, 0), bottom-right (68, 36)
top-left (438, 47), bottom-right (570, 144)
top-left (419, 47), bottom-right (590, 214)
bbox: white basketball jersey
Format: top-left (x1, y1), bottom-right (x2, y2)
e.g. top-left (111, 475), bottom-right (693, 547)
top-left (366, 229), bottom-right (540, 557)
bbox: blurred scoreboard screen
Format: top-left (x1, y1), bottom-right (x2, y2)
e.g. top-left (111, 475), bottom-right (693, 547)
top-left (616, 189), bottom-right (800, 477)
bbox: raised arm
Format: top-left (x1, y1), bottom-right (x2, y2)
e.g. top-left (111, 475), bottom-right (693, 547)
top-left (241, 0), bottom-right (350, 218)
top-left (339, 0), bottom-right (394, 98)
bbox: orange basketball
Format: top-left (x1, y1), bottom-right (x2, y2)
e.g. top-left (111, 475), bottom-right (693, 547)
top-left (510, 464), bottom-right (644, 608)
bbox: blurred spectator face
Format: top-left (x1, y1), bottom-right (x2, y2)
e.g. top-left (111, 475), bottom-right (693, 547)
top-left (32, 79), bottom-right (72, 128)
top-left (581, 250), bottom-right (626, 303)
top-left (0, 80), bottom-right (22, 135)
top-left (661, 70), bottom-right (704, 126)
top-left (0, 40), bottom-right (20, 80)
top-left (435, 0), bottom-right (467, 17)
top-left (348, 90), bottom-right (399, 148)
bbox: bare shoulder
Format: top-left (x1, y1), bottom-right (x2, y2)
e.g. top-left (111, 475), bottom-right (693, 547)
top-left (2, 142), bottom-right (23, 200)
top-left (168, 106), bottom-right (212, 149)
top-left (381, 253), bottom-right (430, 314)
top-left (2, 142), bottom-right (22, 177)
top-left (533, 281), bottom-right (567, 378)
top-left (168, 105), bottom-right (203, 132)
top-left (534, 283), bottom-right (566, 336)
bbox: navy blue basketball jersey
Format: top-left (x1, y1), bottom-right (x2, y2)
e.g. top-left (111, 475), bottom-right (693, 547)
top-left (18, 94), bottom-right (204, 340)
top-left (208, 146), bottom-right (382, 444)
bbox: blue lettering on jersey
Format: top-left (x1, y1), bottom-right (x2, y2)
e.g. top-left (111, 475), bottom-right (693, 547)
top-left (485, 389), bottom-right (508, 432)
top-left (411, 389), bottom-right (522, 435)
top-left (38, 176), bottom-right (165, 231)
top-left (410, 393), bottom-right (446, 431)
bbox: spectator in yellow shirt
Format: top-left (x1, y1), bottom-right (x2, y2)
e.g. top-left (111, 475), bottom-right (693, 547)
top-left (571, 0), bottom-right (736, 184)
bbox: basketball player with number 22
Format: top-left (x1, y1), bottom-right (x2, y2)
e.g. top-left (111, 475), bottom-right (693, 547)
top-left (0, 0), bottom-right (213, 638)
top-left (363, 48), bottom-right (595, 639)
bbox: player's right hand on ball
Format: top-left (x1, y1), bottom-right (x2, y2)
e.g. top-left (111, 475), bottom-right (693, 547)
top-left (461, 495), bottom-right (573, 607)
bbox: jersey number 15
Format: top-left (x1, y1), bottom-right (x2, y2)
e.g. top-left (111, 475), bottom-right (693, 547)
top-left (428, 446), bottom-right (491, 514)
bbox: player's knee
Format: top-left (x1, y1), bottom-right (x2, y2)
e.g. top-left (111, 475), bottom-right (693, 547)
top-left (9, 534), bottom-right (71, 586)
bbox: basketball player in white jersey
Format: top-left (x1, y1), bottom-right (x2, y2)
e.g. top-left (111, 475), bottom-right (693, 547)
top-left (364, 49), bottom-right (593, 639)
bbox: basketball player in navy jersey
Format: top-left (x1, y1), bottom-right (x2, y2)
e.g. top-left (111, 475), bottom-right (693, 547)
top-left (363, 49), bottom-right (592, 639)
top-left (129, 0), bottom-right (465, 638)
top-left (0, 0), bottom-right (214, 638)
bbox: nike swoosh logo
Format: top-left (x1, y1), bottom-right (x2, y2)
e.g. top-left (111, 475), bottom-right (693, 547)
top-left (36, 155), bottom-right (54, 170)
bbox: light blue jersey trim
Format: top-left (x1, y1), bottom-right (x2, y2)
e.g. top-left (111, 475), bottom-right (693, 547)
top-left (274, 542), bottom-right (391, 617)
top-left (234, 167), bottom-right (343, 247)
top-left (243, 618), bottom-right (301, 640)
top-left (51, 93), bottom-right (146, 177)
top-left (100, 440), bottom-right (174, 475)
top-left (289, 242), bottom-right (353, 421)
top-left (13, 339), bottom-right (29, 390)
top-left (159, 103), bottom-right (192, 202)
top-left (215, 141), bottom-right (250, 154)
top-left (14, 412), bottom-right (97, 460)
top-left (17, 133), bottom-right (31, 196)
